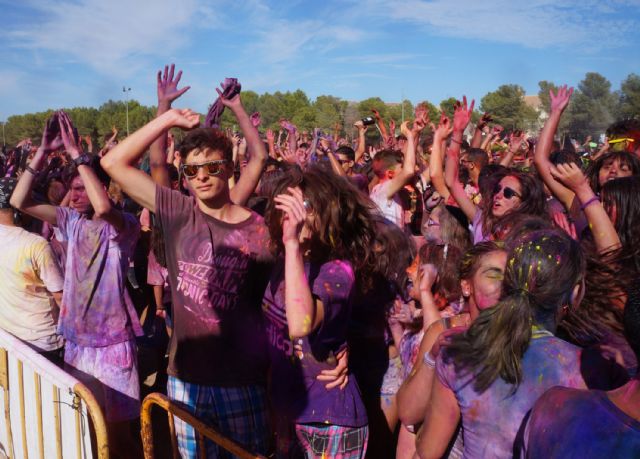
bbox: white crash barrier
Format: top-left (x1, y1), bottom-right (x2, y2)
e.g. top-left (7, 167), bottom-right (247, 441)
top-left (0, 328), bottom-right (107, 459)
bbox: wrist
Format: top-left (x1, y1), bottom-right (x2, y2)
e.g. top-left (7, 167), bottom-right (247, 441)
top-left (284, 239), bottom-right (301, 251)
top-left (158, 101), bottom-right (171, 112)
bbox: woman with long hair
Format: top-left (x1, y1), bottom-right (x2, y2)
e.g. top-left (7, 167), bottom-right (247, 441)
top-left (416, 229), bottom-right (589, 458)
top-left (263, 166), bottom-right (377, 458)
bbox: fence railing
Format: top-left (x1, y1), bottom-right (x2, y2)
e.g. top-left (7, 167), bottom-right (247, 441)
top-left (141, 392), bottom-right (267, 459)
top-left (0, 328), bottom-right (107, 459)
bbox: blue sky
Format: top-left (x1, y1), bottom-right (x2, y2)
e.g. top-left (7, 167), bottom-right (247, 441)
top-left (1, 0), bottom-right (639, 120)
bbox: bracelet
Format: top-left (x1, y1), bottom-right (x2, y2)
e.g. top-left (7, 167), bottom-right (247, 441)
top-left (423, 351), bottom-right (436, 368)
top-left (25, 165), bottom-right (38, 175)
top-left (580, 196), bottom-right (600, 211)
top-left (450, 138), bottom-right (462, 145)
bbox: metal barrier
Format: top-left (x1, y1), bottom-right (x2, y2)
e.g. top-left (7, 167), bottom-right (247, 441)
top-left (141, 392), bottom-right (267, 459)
top-left (0, 328), bottom-right (108, 459)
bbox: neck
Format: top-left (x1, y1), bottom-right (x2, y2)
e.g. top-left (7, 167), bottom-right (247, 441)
top-left (0, 210), bottom-right (15, 226)
top-left (196, 192), bottom-right (236, 221)
top-left (470, 169), bottom-right (480, 186)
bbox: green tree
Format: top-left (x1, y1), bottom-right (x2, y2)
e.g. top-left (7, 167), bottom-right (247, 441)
top-left (388, 99), bottom-right (414, 124)
top-left (480, 85), bottom-right (538, 130)
top-left (357, 97), bottom-right (388, 119)
top-left (439, 97), bottom-right (459, 119)
top-left (617, 73), bottom-right (640, 119)
top-left (565, 72), bottom-right (617, 139)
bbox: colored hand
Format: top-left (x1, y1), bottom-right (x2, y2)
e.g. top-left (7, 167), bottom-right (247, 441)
top-left (549, 85), bottom-right (574, 114)
top-left (168, 108), bottom-right (201, 130)
top-left (452, 96), bottom-right (475, 132)
top-left (157, 64), bottom-right (190, 107)
top-left (57, 111), bottom-right (82, 158)
top-left (274, 187), bottom-right (307, 246)
top-left (40, 113), bottom-right (64, 154)
top-left (549, 162), bottom-right (588, 192)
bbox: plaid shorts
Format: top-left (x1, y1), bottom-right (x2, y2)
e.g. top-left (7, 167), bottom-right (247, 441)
top-left (167, 376), bottom-right (270, 458)
top-left (295, 424), bottom-right (368, 459)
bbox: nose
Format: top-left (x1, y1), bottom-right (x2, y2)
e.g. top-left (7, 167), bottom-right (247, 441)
top-left (195, 165), bottom-right (209, 181)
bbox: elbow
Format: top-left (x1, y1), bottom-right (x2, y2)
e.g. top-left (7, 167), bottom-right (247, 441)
top-left (93, 203), bottom-right (113, 219)
top-left (287, 324), bottom-right (310, 340)
top-left (9, 196), bottom-right (23, 210)
top-left (99, 155), bottom-right (114, 173)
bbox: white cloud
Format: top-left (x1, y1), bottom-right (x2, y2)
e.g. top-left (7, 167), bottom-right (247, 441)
top-left (359, 0), bottom-right (638, 50)
top-left (3, 0), bottom-right (214, 76)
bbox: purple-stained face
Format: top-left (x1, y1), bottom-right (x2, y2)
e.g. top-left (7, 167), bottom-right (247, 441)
top-left (69, 175), bottom-right (93, 215)
top-left (466, 250), bottom-right (507, 311)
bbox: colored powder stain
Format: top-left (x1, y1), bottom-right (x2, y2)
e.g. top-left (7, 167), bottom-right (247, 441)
top-left (538, 373), bottom-right (544, 384)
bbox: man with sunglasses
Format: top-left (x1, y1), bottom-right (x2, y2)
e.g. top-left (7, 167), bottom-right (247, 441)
top-left (101, 92), bottom-right (273, 457)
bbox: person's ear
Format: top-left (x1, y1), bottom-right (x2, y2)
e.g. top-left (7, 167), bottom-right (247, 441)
top-left (386, 169), bottom-right (395, 180)
top-left (460, 279), bottom-right (472, 298)
top-left (570, 280), bottom-right (585, 309)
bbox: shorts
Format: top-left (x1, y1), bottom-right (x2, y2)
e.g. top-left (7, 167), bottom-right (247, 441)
top-left (167, 376), bottom-right (270, 458)
top-left (64, 339), bottom-right (140, 422)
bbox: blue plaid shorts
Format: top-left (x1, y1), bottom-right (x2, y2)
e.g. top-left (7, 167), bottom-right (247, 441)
top-left (167, 376), bottom-right (271, 458)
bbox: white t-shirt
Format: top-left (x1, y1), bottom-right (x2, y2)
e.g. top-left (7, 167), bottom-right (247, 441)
top-left (0, 224), bottom-right (64, 351)
top-left (370, 180), bottom-right (405, 228)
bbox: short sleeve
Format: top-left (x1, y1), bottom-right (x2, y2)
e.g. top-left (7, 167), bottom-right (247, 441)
top-left (435, 352), bottom-right (456, 391)
top-left (311, 260), bottom-right (355, 323)
top-left (33, 239), bottom-right (64, 293)
top-left (55, 206), bottom-right (76, 239)
top-left (111, 211), bottom-right (140, 243)
top-left (155, 185), bottom-right (192, 233)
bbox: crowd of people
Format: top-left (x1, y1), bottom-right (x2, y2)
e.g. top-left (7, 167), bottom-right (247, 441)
top-left (1, 63), bottom-right (639, 458)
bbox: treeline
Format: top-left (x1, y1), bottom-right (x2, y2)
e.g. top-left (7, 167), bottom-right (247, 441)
top-left (2, 72), bottom-right (638, 146)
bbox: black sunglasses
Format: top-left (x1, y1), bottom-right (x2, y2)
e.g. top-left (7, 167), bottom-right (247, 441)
top-left (493, 184), bottom-right (521, 200)
top-left (181, 160), bottom-right (228, 179)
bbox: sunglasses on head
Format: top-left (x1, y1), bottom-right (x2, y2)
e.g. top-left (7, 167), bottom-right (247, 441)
top-left (493, 184), bottom-right (521, 199)
top-left (181, 160), bottom-right (228, 179)
top-left (608, 137), bottom-right (635, 145)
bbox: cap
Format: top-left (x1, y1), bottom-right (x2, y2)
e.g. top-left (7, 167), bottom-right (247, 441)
top-left (0, 177), bottom-right (18, 209)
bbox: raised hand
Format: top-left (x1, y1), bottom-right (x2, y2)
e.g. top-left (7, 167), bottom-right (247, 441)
top-left (215, 84), bottom-right (242, 110)
top-left (250, 112), bottom-right (261, 128)
top-left (389, 118), bottom-right (396, 135)
top-left (57, 111), bottom-right (82, 158)
top-left (371, 108), bottom-right (382, 120)
top-left (509, 130), bottom-right (527, 152)
top-left (266, 128), bottom-right (275, 143)
top-left (477, 112), bottom-right (492, 130)
top-left (452, 95), bottom-right (475, 132)
top-left (274, 186), bottom-right (307, 246)
top-left (157, 64), bottom-right (191, 108)
top-left (549, 162), bottom-right (588, 192)
top-left (279, 119), bottom-right (297, 132)
top-left (353, 119), bottom-right (367, 131)
top-left (434, 112), bottom-right (453, 139)
top-left (400, 120), bottom-right (413, 138)
top-left (549, 85), bottom-right (574, 114)
top-left (419, 263), bottom-right (438, 293)
top-left (40, 113), bottom-right (64, 154)
top-left (168, 108), bottom-right (201, 130)
top-left (413, 110), bottom-right (430, 135)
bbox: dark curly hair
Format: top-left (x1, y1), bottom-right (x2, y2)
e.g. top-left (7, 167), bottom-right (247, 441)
top-left (177, 127), bottom-right (233, 163)
top-left (265, 165), bottom-right (378, 289)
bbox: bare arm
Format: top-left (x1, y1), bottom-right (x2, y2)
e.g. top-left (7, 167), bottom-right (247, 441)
top-left (10, 116), bottom-right (62, 225)
top-left (471, 113), bottom-right (491, 148)
top-left (372, 109), bottom-right (389, 143)
top-left (150, 64), bottom-right (191, 187)
top-left (444, 97), bottom-right (478, 221)
top-left (500, 130), bottom-right (526, 168)
top-left (354, 121), bottom-right (367, 164)
top-left (101, 109), bottom-right (200, 213)
top-left (429, 114), bottom-right (453, 200)
top-left (275, 187), bottom-right (325, 338)
top-left (224, 94), bottom-right (267, 206)
top-left (384, 121), bottom-right (416, 199)
top-left (327, 151), bottom-right (347, 177)
top-left (550, 162), bottom-right (621, 253)
top-left (415, 374), bottom-right (461, 459)
top-left (533, 85), bottom-right (575, 210)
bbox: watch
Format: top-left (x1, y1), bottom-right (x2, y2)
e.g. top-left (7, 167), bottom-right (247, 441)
top-left (73, 153), bottom-right (91, 167)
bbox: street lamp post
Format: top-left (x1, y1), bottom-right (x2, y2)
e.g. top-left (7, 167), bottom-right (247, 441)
top-left (122, 86), bottom-right (131, 136)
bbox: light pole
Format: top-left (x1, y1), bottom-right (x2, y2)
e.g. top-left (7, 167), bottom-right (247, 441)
top-left (122, 86), bottom-right (131, 136)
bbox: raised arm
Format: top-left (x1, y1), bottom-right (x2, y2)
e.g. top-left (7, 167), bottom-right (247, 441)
top-left (533, 85), bottom-right (575, 210)
top-left (101, 109), bottom-right (200, 212)
top-left (275, 186), bottom-right (325, 339)
top-left (444, 97), bottom-right (478, 221)
top-left (500, 130), bottom-right (526, 167)
top-left (10, 115), bottom-right (62, 225)
top-left (382, 121), bottom-right (416, 199)
top-left (222, 90), bottom-right (267, 206)
top-left (372, 109), bottom-right (389, 143)
top-left (549, 162), bottom-right (621, 253)
top-left (353, 120), bottom-right (368, 164)
top-left (471, 112), bottom-right (492, 148)
top-left (150, 64), bottom-right (191, 187)
top-left (58, 111), bottom-right (127, 230)
top-left (429, 113), bottom-right (453, 200)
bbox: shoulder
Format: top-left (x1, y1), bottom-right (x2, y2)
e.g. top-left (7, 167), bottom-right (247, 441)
top-left (318, 260), bottom-right (355, 283)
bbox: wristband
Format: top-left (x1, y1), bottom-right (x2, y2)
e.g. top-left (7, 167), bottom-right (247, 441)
top-left (423, 351), bottom-right (436, 368)
top-left (580, 196), bottom-right (600, 211)
top-left (450, 138), bottom-right (462, 145)
top-left (25, 165), bottom-right (38, 175)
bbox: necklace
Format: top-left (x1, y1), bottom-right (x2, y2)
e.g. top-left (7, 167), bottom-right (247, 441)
top-left (532, 325), bottom-right (554, 339)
